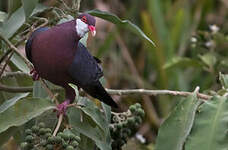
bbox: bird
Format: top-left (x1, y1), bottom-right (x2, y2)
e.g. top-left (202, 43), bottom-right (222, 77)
top-left (25, 13), bottom-right (118, 114)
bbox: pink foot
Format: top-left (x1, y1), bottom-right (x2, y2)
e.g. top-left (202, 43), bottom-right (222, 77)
top-left (56, 100), bottom-right (70, 115)
top-left (30, 68), bottom-right (40, 81)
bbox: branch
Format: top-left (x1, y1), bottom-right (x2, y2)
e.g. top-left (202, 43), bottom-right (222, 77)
top-left (0, 83), bottom-right (212, 100)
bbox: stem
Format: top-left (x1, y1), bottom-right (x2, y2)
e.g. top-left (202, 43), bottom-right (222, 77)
top-left (0, 83), bottom-right (212, 100)
top-left (53, 114), bottom-right (63, 136)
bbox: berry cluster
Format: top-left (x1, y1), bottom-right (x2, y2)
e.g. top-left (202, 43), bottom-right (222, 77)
top-left (20, 123), bottom-right (80, 150)
top-left (110, 103), bottom-right (145, 150)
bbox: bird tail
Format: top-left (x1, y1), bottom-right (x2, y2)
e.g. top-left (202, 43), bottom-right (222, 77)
top-left (82, 82), bottom-right (118, 108)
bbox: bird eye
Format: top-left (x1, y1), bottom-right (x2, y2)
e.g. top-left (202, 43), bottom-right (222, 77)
top-left (81, 16), bottom-right (87, 23)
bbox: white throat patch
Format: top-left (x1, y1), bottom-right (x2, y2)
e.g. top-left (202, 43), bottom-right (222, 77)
top-left (75, 19), bottom-right (88, 38)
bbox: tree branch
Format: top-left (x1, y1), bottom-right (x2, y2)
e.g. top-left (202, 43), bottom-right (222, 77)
top-left (0, 83), bottom-right (212, 100)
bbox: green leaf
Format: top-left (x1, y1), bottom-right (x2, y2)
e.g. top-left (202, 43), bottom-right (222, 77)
top-left (7, 0), bottom-right (21, 17)
top-left (199, 52), bottom-right (217, 68)
top-left (10, 53), bottom-right (29, 73)
top-left (87, 9), bottom-right (155, 46)
top-left (219, 72), bottom-right (228, 89)
top-left (22, 0), bottom-right (38, 18)
top-left (1, 7), bottom-right (25, 39)
top-left (185, 96), bottom-right (228, 150)
top-left (0, 93), bottom-right (29, 113)
top-left (0, 97), bottom-right (55, 133)
top-left (68, 99), bottom-right (112, 150)
top-left (0, 11), bottom-right (7, 22)
top-left (163, 57), bottom-right (203, 69)
top-left (33, 81), bottom-right (48, 98)
top-left (1, 4), bottom-right (48, 39)
top-left (155, 93), bottom-right (201, 150)
top-left (77, 97), bottom-right (110, 133)
top-left (78, 134), bottom-right (95, 150)
top-left (101, 103), bottom-right (111, 123)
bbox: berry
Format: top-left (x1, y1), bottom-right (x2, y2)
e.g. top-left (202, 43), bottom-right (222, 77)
top-left (137, 109), bottom-right (145, 118)
top-left (69, 134), bottom-right (75, 140)
top-left (20, 142), bottom-right (28, 150)
top-left (135, 116), bottom-right (142, 124)
top-left (71, 140), bottom-right (79, 147)
top-left (39, 128), bottom-right (46, 135)
top-left (25, 135), bottom-right (34, 143)
top-left (46, 144), bottom-right (53, 150)
top-left (47, 136), bottom-right (55, 144)
top-left (25, 129), bottom-right (32, 135)
top-left (57, 132), bottom-right (64, 137)
top-left (44, 133), bottom-right (52, 139)
top-left (45, 128), bottom-right (52, 133)
top-left (66, 145), bottom-right (74, 150)
top-left (129, 105), bottom-right (137, 113)
top-left (38, 122), bottom-right (45, 128)
top-left (135, 103), bottom-right (141, 109)
top-left (127, 118), bottom-right (134, 126)
top-left (74, 136), bottom-right (81, 142)
top-left (31, 126), bottom-right (39, 133)
top-left (62, 141), bottom-right (68, 148)
top-left (62, 133), bottom-right (69, 141)
top-left (54, 136), bottom-right (62, 144)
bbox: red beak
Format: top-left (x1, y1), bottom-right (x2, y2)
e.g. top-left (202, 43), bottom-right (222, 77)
top-left (88, 25), bottom-right (96, 36)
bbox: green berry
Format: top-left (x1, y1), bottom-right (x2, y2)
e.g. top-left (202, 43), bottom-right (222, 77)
top-left (46, 144), bottom-right (53, 150)
top-left (47, 136), bottom-right (55, 144)
top-left (122, 121), bottom-right (128, 128)
top-left (69, 134), bottom-right (75, 140)
top-left (135, 103), bottom-right (141, 109)
top-left (45, 128), bottom-right (52, 133)
top-left (44, 133), bottom-right (52, 139)
top-left (62, 133), bottom-right (69, 141)
top-left (38, 122), bottom-right (45, 128)
top-left (66, 145), bottom-right (74, 150)
top-left (31, 126), bottom-right (39, 133)
top-left (20, 142), bottom-right (28, 150)
top-left (57, 132), bottom-right (64, 137)
top-left (62, 141), bottom-right (68, 148)
top-left (40, 140), bottom-right (47, 146)
top-left (129, 105), bottom-right (137, 113)
top-left (25, 129), bottom-right (32, 135)
top-left (127, 118), bottom-right (134, 126)
top-left (54, 136), bottom-right (62, 144)
top-left (116, 123), bottom-right (122, 129)
top-left (39, 128), bottom-right (46, 135)
top-left (138, 109), bottom-right (145, 118)
top-left (74, 136), bottom-right (81, 142)
top-left (25, 135), bottom-right (34, 143)
top-left (71, 140), bottom-right (79, 147)
top-left (135, 116), bottom-right (142, 124)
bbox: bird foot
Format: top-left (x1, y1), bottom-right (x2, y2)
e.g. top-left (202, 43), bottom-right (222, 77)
top-left (30, 68), bottom-right (40, 81)
top-left (56, 100), bottom-right (70, 116)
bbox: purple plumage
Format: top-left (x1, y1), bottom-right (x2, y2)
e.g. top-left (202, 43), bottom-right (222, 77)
top-left (25, 14), bottom-right (118, 113)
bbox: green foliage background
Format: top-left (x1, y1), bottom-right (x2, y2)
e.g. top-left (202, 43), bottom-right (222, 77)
top-left (0, 0), bottom-right (228, 150)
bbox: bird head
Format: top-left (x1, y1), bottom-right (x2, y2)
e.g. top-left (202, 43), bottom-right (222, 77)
top-left (75, 13), bottom-right (96, 38)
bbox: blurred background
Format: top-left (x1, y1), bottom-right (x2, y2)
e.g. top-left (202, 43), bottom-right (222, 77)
top-left (0, 0), bottom-right (228, 149)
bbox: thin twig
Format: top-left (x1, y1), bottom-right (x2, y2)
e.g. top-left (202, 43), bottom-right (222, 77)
top-left (53, 114), bottom-right (63, 136)
top-left (0, 51), bottom-right (14, 77)
top-left (0, 82), bottom-right (212, 100)
top-left (0, 32), bottom-right (33, 69)
top-left (0, 50), bottom-right (12, 64)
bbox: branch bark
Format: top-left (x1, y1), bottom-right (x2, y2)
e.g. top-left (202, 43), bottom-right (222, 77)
top-left (0, 83), bottom-right (211, 100)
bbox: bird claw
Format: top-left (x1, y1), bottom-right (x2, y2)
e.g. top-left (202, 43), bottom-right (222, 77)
top-left (56, 100), bottom-right (70, 116)
top-left (30, 68), bottom-right (40, 81)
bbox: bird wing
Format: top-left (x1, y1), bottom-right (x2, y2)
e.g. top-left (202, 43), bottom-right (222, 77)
top-left (25, 27), bottom-right (49, 62)
top-left (68, 42), bottom-right (103, 86)
top-left (68, 42), bottom-right (118, 108)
